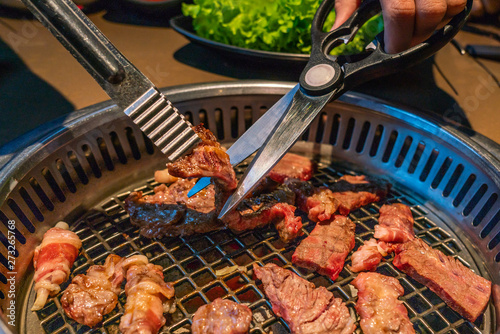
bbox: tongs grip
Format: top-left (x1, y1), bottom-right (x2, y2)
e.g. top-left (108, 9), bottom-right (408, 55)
top-left (21, 0), bottom-right (125, 85)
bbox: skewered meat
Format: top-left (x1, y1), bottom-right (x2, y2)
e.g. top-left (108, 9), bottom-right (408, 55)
top-left (351, 272), bottom-right (415, 334)
top-left (223, 184), bottom-right (302, 242)
top-left (287, 175), bottom-right (389, 222)
top-left (268, 153), bottom-right (313, 183)
top-left (254, 263), bottom-right (356, 334)
top-left (32, 222), bottom-right (82, 311)
top-left (61, 254), bottom-right (125, 327)
top-left (191, 298), bottom-right (252, 334)
top-left (292, 215), bottom-right (355, 281)
top-left (125, 178), bottom-right (224, 238)
top-left (374, 204), bottom-right (415, 243)
top-left (393, 238), bottom-right (491, 322)
top-left (119, 255), bottom-right (175, 334)
top-left (167, 124), bottom-right (237, 191)
top-left (349, 238), bottom-right (389, 273)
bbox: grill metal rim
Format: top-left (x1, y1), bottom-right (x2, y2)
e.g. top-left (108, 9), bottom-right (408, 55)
top-left (0, 80), bottom-right (498, 334)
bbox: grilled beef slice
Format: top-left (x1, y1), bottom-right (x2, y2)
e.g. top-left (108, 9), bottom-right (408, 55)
top-left (374, 203), bottom-right (415, 243)
top-left (191, 298), bottom-right (252, 334)
top-left (268, 153), bottom-right (314, 183)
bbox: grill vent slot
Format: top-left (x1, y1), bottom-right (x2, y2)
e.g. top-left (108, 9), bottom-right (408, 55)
top-left (55, 159), bottom-right (76, 193)
top-left (355, 121), bottom-right (370, 153)
top-left (463, 184), bottom-right (488, 217)
top-left (184, 111), bottom-right (193, 124)
top-left (29, 177), bottom-right (54, 211)
top-left (0, 272), bottom-right (6, 284)
top-left (408, 141), bottom-right (425, 174)
top-left (480, 210), bottom-right (499, 238)
top-left (489, 231), bottom-right (500, 250)
top-left (342, 118), bottom-right (356, 150)
top-left (83, 144), bottom-right (103, 177)
top-left (315, 112), bottom-right (327, 143)
top-left (110, 131), bottom-right (127, 165)
top-left (67, 151), bottom-right (88, 185)
top-left (41, 168), bottom-right (65, 202)
top-left (473, 193), bottom-right (498, 226)
top-left (19, 187), bottom-right (44, 222)
top-left (431, 157), bottom-right (452, 189)
top-left (420, 149), bottom-right (439, 182)
top-left (97, 138), bottom-right (114, 171)
top-left (142, 133), bottom-right (155, 155)
top-left (382, 130), bottom-right (398, 162)
top-left (243, 105), bottom-right (253, 130)
top-left (329, 114), bottom-right (341, 145)
top-left (369, 124), bottom-right (384, 157)
top-left (7, 199), bottom-right (35, 233)
top-left (443, 164), bottom-right (464, 197)
top-left (125, 127), bottom-right (141, 161)
top-left (0, 232), bottom-right (12, 254)
top-left (230, 106), bottom-right (238, 139)
top-left (453, 174), bottom-right (476, 207)
top-left (395, 136), bottom-right (413, 168)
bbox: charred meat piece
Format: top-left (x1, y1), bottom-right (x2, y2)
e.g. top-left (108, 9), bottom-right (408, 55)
top-left (61, 254), bottom-right (125, 327)
top-left (374, 204), bottom-right (415, 243)
top-left (254, 263), bottom-right (356, 334)
top-left (119, 255), bottom-right (175, 334)
top-left (191, 298), bottom-right (252, 334)
top-left (351, 272), bottom-right (415, 334)
top-left (223, 184), bottom-right (303, 242)
top-left (32, 222), bottom-right (82, 311)
top-left (292, 215), bottom-right (355, 281)
top-left (350, 238), bottom-right (389, 273)
top-left (393, 238), bottom-right (491, 322)
top-left (167, 124), bottom-right (237, 191)
top-left (125, 178), bottom-right (224, 238)
top-left (268, 153), bottom-right (314, 183)
top-left (287, 175), bottom-right (389, 222)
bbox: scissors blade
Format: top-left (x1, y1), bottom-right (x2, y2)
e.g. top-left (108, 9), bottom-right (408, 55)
top-left (218, 87), bottom-right (337, 219)
top-left (187, 84), bottom-right (300, 197)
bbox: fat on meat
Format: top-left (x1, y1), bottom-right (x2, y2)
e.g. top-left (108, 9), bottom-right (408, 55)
top-left (374, 203), bottom-right (415, 243)
top-left (349, 238), bottom-right (389, 273)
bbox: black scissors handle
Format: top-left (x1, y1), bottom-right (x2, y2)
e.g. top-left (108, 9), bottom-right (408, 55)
top-left (299, 0), bottom-right (473, 96)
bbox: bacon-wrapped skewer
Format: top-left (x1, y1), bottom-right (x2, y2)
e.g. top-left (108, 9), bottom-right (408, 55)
top-left (61, 254), bottom-right (125, 327)
top-left (32, 222), bottom-right (82, 311)
top-left (119, 255), bottom-right (175, 334)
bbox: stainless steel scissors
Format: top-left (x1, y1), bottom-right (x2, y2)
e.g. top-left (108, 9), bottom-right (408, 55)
top-left (211, 0), bottom-right (473, 218)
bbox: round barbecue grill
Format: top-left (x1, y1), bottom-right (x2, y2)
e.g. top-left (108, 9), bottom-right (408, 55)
top-left (0, 81), bottom-right (498, 334)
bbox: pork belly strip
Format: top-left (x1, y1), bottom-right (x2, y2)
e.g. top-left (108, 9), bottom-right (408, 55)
top-left (393, 238), bottom-right (491, 322)
top-left (223, 184), bottom-right (303, 242)
top-left (374, 203), bottom-right (415, 243)
top-left (167, 124), bottom-right (237, 191)
top-left (268, 153), bottom-right (314, 183)
top-left (191, 298), bottom-right (252, 334)
top-left (32, 223), bottom-right (82, 311)
top-left (351, 272), bottom-right (415, 334)
top-left (119, 255), bottom-right (175, 334)
top-left (125, 178), bottom-right (224, 238)
top-left (254, 263), bottom-right (356, 334)
top-left (349, 238), bottom-right (389, 273)
top-left (61, 254), bottom-right (125, 327)
top-left (292, 215), bottom-right (355, 281)
top-left (287, 175), bottom-right (389, 222)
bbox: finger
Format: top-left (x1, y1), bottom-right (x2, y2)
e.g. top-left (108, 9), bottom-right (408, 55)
top-left (332, 0), bottom-right (362, 30)
top-left (444, 0), bottom-right (467, 19)
top-left (412, 0), bottom-right (447, 44)
top-left (471, 0), bottom-right (485, 17)
top-left (380, 0), bottom-right (417, 53)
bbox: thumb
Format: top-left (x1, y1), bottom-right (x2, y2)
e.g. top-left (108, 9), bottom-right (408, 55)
top-left (332, 0), bottom-right (362, 30)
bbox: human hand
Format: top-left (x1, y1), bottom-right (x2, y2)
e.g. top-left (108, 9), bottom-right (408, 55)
top-left (332, 0), bottom-right (467, 53)
top-left (471, 0), bottom-right (500, 17)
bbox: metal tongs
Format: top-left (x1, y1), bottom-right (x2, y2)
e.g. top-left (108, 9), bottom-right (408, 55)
top-left (210, 0), bottom-right (472, 218)
top-left (21, 0), bottom-right (201, 162)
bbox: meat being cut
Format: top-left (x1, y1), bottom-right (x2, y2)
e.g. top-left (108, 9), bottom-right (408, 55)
top-left (167, 124), bottom-right (237, 191)
top-left (393, 238), bottom-right (492, 322)
top-left (254, 263), bottom-right (356, 334)
top-left (61, 254), bottom-right (125, 327)
top-left (349, 238), bottom-right (389, 273)
top-left (292, 215), bottom-right (355, 281)
top-left (119, 255), bottom-right (175, 334)
top-left (32, 222), bottom-right (82, 311)
top-left (125, 178), bottom-right (224, 238)
top-left (191, 298), bottom-right (252, 334)
top-left (268, 153), bottom-right (314, 183)
top-left (223, 184), bottom-right (303, 242)
top-left (287, 175), bottom-right (389, 222)
top-left (351, 272), bottom-right (415, 334)
top-left (374, 203), bottom-right (415, 243)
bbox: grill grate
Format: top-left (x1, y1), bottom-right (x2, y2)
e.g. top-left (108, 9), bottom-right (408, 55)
top-left (29, 159), bottom-right (491, 334)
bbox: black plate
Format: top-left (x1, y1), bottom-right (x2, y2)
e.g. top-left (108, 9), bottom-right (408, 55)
top-left (169, 15), bottom-right (310, 64)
